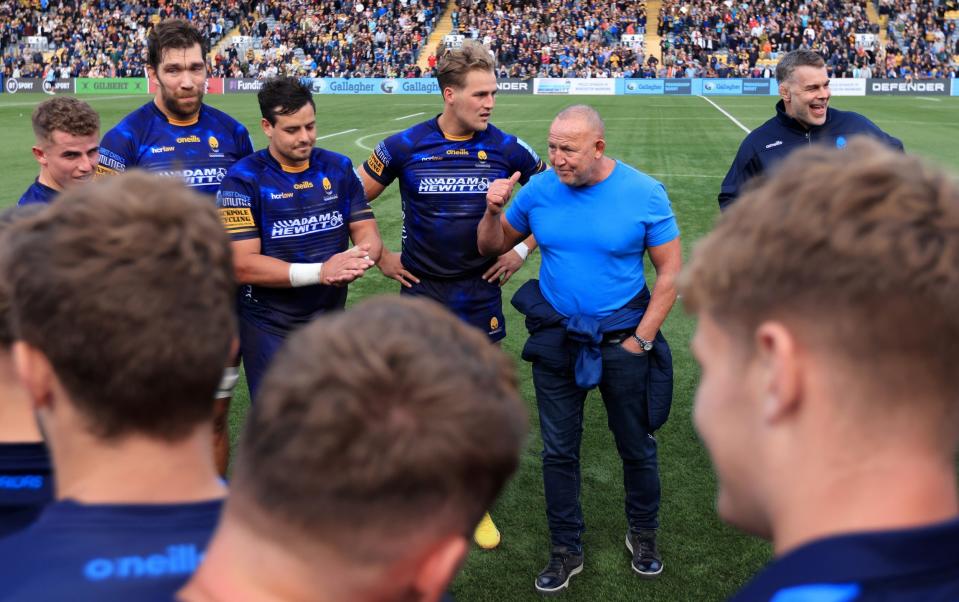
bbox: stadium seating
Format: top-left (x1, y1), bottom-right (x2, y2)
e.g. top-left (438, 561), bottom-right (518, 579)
top-left (452, 0), bottom-right (648, 78)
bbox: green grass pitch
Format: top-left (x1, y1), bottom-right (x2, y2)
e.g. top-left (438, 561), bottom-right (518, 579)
top-left (2, 92), bottom-right (958, 601)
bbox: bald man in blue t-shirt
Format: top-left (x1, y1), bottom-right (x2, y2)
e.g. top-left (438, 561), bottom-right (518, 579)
top-left (478, 105), bottom-right (683, 595)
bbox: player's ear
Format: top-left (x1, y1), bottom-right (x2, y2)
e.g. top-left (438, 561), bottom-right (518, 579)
top-left (594, 138), bottom-right (606, 158)
top-left (146, 65), bottom-right (158, 87)
top-left (442, 85), bottom-right (456, 104)
top-left (260, 117), bottom-right (273, 140)
top-left (12, 341), bottom-right (56, 413)
top-left (32, 145), bottom-right (47, 166)
top-left (412, 535), bottom-right (468, 602)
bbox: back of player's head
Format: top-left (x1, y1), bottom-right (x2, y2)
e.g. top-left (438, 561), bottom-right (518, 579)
top-left (31, 97), bottom-right (99, 144)
top-left (230, 296), bottom-right (527, 564)
top-left (0, 206), bottom-right (46, 350)
top-left (257, 76), bottom-right (315, 125)
top-left (2, 171), bottom-right (236, 441)
top-left (436, 40), bottom-right (495, 92)
top-left (775, 49), bottom-right (825, 83)
top-left (147, 19), bottom-right (208, 70)
top-left (681, 137), bottom-right (959, 418)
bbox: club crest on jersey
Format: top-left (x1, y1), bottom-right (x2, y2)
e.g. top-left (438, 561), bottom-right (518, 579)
top-left (477, 150), bottom-right (488, 161)
top-left (322, 177), bottom-right (332, 191)
top-left (489, 316), bottom-right (501, 332)
top-left (208, 136), bottom-right (224, 158)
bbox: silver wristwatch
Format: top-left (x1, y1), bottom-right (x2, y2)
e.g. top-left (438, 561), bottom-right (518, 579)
top-left (631, 334), bottom-right (654, 352)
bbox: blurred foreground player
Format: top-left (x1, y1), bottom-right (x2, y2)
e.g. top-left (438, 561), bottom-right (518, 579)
top-left (0, 206), bottom-right (51, 538)
top-left (0, 172), bottom-right (236, 600)
top-left (684, 138), bottom-right (959, 601)
top-left (179, 297), bottom-right (527, 602)
top-left (18, 97), bottom-right (100, 206)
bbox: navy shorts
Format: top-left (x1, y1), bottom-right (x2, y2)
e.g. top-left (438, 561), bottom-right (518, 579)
top-left (401, 275), bottom-right (506, 343)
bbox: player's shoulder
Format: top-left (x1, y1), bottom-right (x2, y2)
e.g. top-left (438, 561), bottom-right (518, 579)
top-left (225, 148), bottom-right (270, 181)
top-left (613, 160), bottom-right (663, 190)
top-left (201, 104), bottom-right (249, 133)
top-left (104, 102), bottom-right (158, 139)
top-left (385, 118), bottom-right (437, 151)
top-left (311, 147), bottom-right (355, 174)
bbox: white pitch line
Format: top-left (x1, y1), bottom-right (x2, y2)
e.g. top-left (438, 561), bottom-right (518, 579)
top-left (647, 172), bottom-right (724, 179)
top-left (913, 96), bottom-right (941, 103)
top-left (355, 129), bottom-right (402, 151)
top-left (393, 111), bottom-right (425, 121)
top-left (317, 128), bottom-right (358, 140)
top-left (699, 95), bottom-right (751, 134)
top-left (0, 94), bottom-right (144, 108)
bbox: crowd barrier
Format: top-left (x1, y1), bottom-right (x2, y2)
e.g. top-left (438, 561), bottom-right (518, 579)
top-left (1, 75), bottom-right (956, 97)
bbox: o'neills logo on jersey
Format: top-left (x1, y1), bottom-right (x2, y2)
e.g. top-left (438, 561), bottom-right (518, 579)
top-left (446, 149), bottom-right (469, 156)
top-left (159, 167), bottom-right (227, 187)
top-left (294, 181), bottom-right (314, 190)
top-left (418, 177), bottom-right (490, 194)
top-left (84, 544), bottom-right (203, 582)
top-left (271, 211), bottom-right (344, 239)
top-left (176, 135), bottom-right (201, 144)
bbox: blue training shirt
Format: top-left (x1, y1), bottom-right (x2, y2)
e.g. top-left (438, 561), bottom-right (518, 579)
top-left (362, 116), bottom-right (545, 279)
top-left (730, 517), bottom-right (959, 601)
top-left (17, 179), bottom-right (58, 206)
top-left (506, 161), bottom-right (679, 318)
top-left (0, 498), bottom-right (222, 601)
top-left (0, 442), bottom-right (52, 538)
top-left (97, 101), bottom-right (254, 197)
top-left (217, 148), bottom-right (375, 335)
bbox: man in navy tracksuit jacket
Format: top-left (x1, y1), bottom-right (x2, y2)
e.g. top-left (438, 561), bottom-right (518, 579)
top-left (718, 50), bottom-right (903, 211)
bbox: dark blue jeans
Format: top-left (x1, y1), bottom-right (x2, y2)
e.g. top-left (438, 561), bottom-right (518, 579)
top-left (531, 339), bottom-right (660, 553)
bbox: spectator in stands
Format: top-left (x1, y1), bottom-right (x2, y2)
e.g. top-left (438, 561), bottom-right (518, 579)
top-left (684, 137), bottom-right (959, 601)
top-left (179, 297), bottom-right (527, 602)
top-left (0, 172), bottom-right (234, 600)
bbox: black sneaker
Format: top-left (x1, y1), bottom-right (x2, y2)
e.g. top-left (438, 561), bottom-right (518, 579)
top-left (625, 530), bottom-right (663, 578)
top-left (534, 546), bottom-right (584, 595)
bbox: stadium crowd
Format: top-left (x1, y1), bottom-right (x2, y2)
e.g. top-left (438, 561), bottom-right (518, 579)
top-left (3, 0), bottom-right (957, 80)
top-left (210, 0), bottom-right (442, 78)
top-left (657, 0), bottom-right (958, 79)
top-left (1, 0), bottom-right (244, 79)
top-left (452, 0), bottom-right (648, 78)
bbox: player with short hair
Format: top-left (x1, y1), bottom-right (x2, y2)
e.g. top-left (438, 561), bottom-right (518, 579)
top-left (718, 49), bottom-right (903, 210)
top-left (685, 138), bottom-right (959, 600)
top-left (217, 76), bottom-right (381, 400)
top-left (0, 205), bottom-right (52, 538)
top-left (359, 40), bottom-right (545, 549)
top-left (0, 172), bottom-right (236, 599)
top-left (178, 297), bottom-right (528, 602)
top-left (98, 18), bottom-right (254, 474)
top-left (18, 97), bottom-right (100, 205)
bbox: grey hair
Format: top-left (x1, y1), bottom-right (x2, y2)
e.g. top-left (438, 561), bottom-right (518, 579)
top-left (775, 49), bottom-right (825, 83)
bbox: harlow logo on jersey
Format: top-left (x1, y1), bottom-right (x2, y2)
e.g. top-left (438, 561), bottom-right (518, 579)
top-left (159, 168), bottom-right (228, 187)
top-left (271, 211), bottom-right (344, 239)
top-left (84, 544), bottom-right (203, 582)
top-left (418, 176), bottom-right (490, 194)
top-left (0, 474), bottom-right (44, 489)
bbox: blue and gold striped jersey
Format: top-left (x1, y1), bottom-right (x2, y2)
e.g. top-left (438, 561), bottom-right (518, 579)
top-left (362, 117), bottom-right (545, 279)
top-left (97, 102), bottom-right (254, 197)
top-left (17, 179), bottom-right (57, 206)
top-left (217, 148), bottom-right (374, 334)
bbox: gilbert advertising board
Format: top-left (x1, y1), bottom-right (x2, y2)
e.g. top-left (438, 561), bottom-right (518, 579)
top-left (866, 79), bottom-right (949, 96)
top-left (76, 78), bottom-right (148, 94)
top-left (148, 78), bottom-right (223, 95)
top-left (827, 78), bottom-right (866, 96)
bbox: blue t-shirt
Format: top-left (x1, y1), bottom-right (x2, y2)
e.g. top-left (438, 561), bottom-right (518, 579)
top-left (217, 148), bottom-right (375, 334)
top-left (731, 518), bottom-right (959, 601)
top-left (0, 442), bottom-right (52, 538)
top-left (506, 161), bottom-right (679, 318)
top-left (362, 117), bottom-right (545, 279)
top-left (17, 178), bottom-right (57, 206)
top-left (97, 102), bottom-right (254, 197)
top-left (0, 498), bottom-right (222, 601)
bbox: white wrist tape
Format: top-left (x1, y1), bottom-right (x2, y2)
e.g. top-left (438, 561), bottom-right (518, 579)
top-left (289, 263), bottom-right (323, 287)
top-left (513, 241), bottom-right (530, 261)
